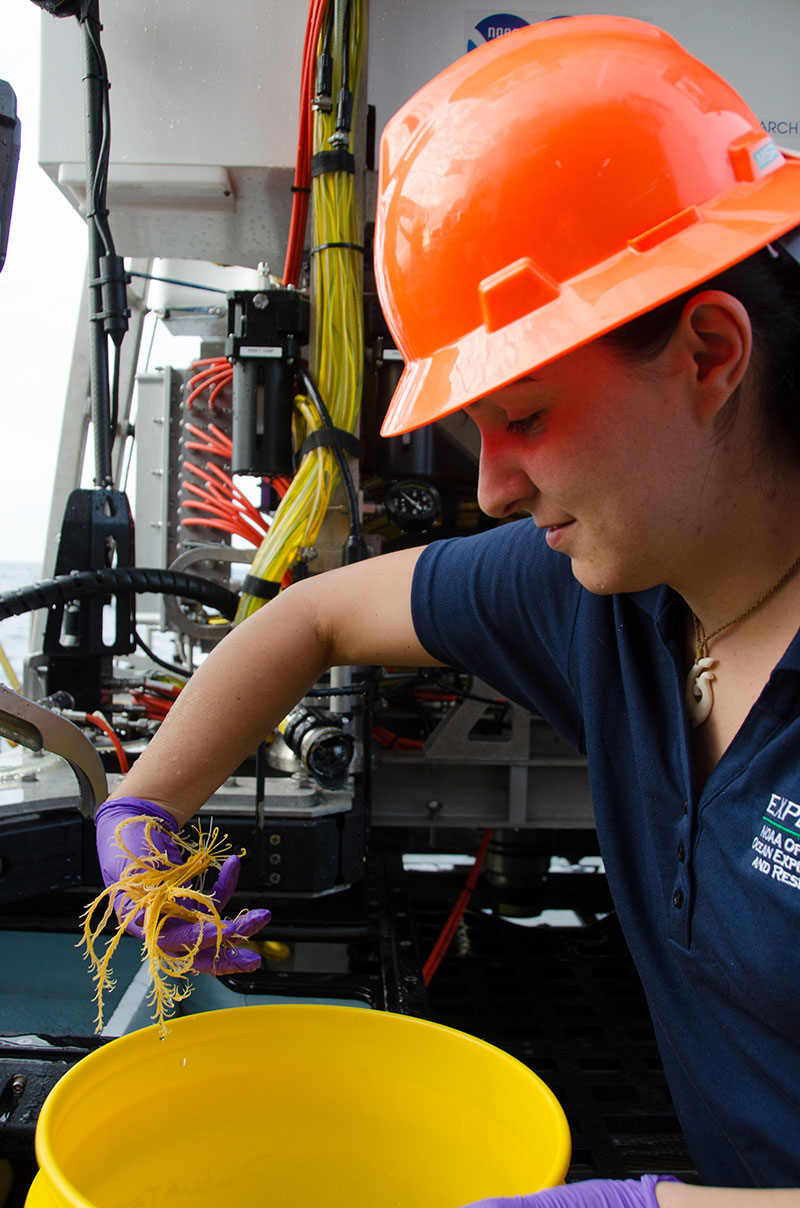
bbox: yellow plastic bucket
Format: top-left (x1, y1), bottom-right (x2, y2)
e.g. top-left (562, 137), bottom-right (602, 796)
top-left (28, 1004), bottom-right (570, 1208)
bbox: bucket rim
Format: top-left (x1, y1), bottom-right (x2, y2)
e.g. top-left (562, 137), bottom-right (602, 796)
top-left (34, 1003), bottom-right (572, 1207)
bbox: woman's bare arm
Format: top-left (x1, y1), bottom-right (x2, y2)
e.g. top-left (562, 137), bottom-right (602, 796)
top-left (108, 546), bottom-right (440, 825)
top-left (656, 1183), bottom-right (800, 1208)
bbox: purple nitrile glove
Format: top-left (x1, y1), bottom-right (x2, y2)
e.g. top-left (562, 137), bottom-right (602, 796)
top-left (461, 1175), bottom-right (680, 1208)
top-left (95, 797), bottom-right (271, 974)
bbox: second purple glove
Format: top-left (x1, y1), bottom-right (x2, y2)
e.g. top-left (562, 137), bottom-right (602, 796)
top-left (461, 1175), bottom-right (679, 1208)
top-left (95, 797), bottom-right (271, 974)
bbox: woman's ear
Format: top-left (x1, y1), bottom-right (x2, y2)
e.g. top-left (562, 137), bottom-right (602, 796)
top-left (675, 290), bottom-right (753, 422)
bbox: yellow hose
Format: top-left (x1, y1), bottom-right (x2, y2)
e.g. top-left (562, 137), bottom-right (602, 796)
top-left (0, 639), bottom-right (20, 691)
top-left (234, 0), bottom-right (364, 624)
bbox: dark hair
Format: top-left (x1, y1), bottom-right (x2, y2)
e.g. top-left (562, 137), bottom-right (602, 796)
top-left (600, 242), bottom-right (800, 460)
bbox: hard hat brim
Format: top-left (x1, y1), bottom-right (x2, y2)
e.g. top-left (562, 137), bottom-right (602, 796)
top-left (379, 155), bottom-right (800, 438)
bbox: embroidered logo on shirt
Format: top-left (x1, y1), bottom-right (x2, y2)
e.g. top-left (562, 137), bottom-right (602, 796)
top-left (751, 794), bottom-right (800, 889)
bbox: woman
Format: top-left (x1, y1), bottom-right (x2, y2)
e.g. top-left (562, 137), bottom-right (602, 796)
top-left (96, 15), bottom-right (800, 1202)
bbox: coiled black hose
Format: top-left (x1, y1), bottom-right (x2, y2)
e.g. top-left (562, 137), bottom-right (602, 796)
top-left (0, 568), bottom-right (239, 623)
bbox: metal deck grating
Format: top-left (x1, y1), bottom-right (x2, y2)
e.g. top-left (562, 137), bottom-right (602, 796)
top-left (413, 903), bottom-right (698, 1182)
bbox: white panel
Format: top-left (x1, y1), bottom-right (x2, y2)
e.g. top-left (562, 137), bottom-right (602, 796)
top-left (367, 1), bottom-right (800, 152)
top-left (38, 0), bottom-right (306, 168)
top-left (37, 0), bottom-right (307, 264)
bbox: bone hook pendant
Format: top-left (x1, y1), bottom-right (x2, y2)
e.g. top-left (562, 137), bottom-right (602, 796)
top-left (686, 656), bottom-right (716, 727)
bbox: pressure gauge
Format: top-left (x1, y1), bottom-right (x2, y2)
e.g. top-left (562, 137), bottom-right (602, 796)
top-left (384, 480), bottom-right (442, 533)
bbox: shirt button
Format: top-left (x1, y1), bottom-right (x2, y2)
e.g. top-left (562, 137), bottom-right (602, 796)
top-left (673, 889), bottom-right (684, 909)
top-left (677, 842), bottom-right (686, 862)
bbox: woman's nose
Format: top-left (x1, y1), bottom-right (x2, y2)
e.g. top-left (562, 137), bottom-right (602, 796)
top-left (476, 436), bottom-right (536, 518)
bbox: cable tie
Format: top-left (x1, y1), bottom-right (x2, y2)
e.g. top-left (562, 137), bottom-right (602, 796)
top-left (309, 241), bottom-right (364, 256)
top-left (242, 576), bottom-right (282, 601)
top-left (290, 185), bottom-right (312, 194)
top-left (297, 428), bottom-right (360, 462)
top-left (310, 149), bottom-right (355, 177)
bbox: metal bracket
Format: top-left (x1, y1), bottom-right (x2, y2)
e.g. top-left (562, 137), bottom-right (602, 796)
top-left (422, 680), bottom-right (530, 762)
top-left (0, 685), bottom-right (107, 818)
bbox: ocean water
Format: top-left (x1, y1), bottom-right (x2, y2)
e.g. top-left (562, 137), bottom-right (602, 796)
top-left (0, 561), bottom-right (42, 687)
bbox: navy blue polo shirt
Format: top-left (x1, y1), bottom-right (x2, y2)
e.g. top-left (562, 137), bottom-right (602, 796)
top-left (411, 518), bottom-right (800, 1188)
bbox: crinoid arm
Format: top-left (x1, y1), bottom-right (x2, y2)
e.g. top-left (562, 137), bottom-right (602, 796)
top-left (81, 817), bottom-right (249, 1036)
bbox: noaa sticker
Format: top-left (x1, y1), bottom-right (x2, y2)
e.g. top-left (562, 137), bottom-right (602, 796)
top-left (467, 13), bottom-right (530, 52)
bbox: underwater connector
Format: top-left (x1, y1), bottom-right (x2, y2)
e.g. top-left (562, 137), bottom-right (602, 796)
top-left (280, 705), bottom-right (355, 791)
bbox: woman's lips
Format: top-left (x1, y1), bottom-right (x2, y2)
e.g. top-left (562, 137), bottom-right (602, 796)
top-left (544, 520), bottom-right (575, 548)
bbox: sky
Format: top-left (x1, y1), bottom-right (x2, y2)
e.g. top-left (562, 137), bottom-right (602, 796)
top-left (0, 5), bottom-right (197, 571)
top-left (0, 5), bottom-right (87, 567)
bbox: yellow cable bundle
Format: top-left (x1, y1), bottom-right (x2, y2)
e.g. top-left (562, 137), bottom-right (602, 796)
top-left (235, 0), bottom-right (364, 624)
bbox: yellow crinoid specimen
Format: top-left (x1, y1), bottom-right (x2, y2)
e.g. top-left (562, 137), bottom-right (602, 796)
top-left (81, 815), bottom-right (245, 1037)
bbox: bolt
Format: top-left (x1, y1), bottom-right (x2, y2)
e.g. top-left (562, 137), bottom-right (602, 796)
top-left (269, 834), bottom-right (281, 847)
top-left (268, 873), bottom-right (281, 885)
top-left (269, 852), bottom-right (281, 866)
top-left (10, 1075), bottom-right (26, 1095)
top-left (252, 292), bottom-right (270, 310)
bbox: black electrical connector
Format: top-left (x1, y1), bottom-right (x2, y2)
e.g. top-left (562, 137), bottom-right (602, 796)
top-left (96, 253), bottom-right (131, 343)
top-left (314, 50), bottom-right (333, 112)
top-left (282, 706), bottom-right (355, 791)
top-left (330, 87), bottom-right (354, 147)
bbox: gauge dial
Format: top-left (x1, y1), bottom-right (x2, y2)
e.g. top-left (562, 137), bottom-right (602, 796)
top-left (384, 481), bottom-right (442, 533)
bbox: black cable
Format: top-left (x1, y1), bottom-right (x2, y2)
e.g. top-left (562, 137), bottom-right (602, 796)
top-left (82, 12), bottom-right (115, 258)
top-left (109, 338), bottom-right (120, 444)
top-left (0, 568), bottom-right (239, 623)
top-left (77, 1), bottom-right (113, 485)
top-left (297, 366), bottom-right (366, 561)
top-left (129, 271), bottom-right (229, 296)
top-left (133, 631), bottom-right (191, 679)
top-left (341, 0), bottom-right (352, 91)
top-left (323, 1), bottom-right (335, 56)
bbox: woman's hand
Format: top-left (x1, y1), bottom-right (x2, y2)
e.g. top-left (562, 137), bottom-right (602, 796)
top-left (94, 797), bottom-right (270, 973)
top-left (462, 1176), bottom-right (676, 1208)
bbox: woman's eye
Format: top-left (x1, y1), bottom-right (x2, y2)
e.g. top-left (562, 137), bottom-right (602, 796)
top-left (506, 412), bottom-right (543, 436)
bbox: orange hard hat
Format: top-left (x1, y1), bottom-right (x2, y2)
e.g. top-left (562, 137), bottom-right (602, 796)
top-left (375, 15), bottom-right (800, 437)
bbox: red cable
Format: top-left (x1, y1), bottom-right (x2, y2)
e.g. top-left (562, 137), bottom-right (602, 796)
top-left (142, 679), bottom-right (183, 698)
top-left (422, 828), bottom-right (493, 987)
top-left (207, 423), bottom-right (233, 451)
top-left (372, 725), bottom-right (424, 751)
top-left (130, 691), bottom-right (173, 721)
top-left (186, 368), bottom-right (231, 411)
top-left (189, 356), bottom-right (228, 369)
top-left (200, 462), bottom-right (270, 530)
top-left (181, 510), bottom-right (266, 548)
top-left (283, 0), bottom-right (328, 285)
top-left (208, 373), bottom-right (233, 411)
top-left (182, 464), bottom-right (231, 504)
top-left (85, 713), bottom-right (130, 775)
top-left (182, 480), bottom-right (229, 507)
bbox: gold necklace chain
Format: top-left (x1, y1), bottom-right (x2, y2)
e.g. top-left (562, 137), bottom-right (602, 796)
top-left (692, 550), bottom-right (800, 662)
